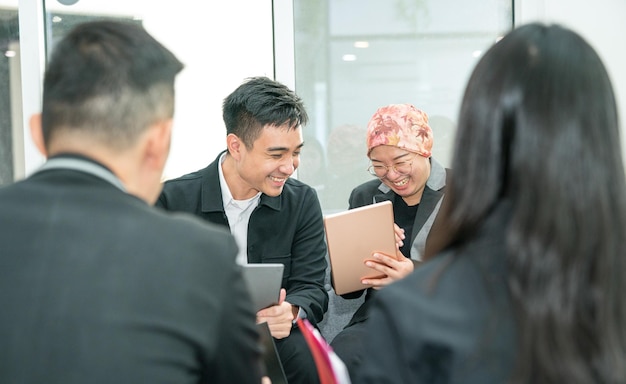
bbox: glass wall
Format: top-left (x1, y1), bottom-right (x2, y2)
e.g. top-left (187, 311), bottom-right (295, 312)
top-left (293, 0), bottom-right (513, 213)
top-left (0, 2), bottom-right (18, 186)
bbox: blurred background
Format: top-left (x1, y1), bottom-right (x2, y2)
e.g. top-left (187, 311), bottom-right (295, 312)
top-left (1, 0), bottom-right (625, 215)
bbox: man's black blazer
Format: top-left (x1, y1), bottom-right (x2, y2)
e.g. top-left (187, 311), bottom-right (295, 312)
top-left (0, 159), bottom-right (262, 384)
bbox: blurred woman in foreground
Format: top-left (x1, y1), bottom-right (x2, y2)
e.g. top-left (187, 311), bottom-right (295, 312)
top-left (354, 22), bottom-right (626, 384)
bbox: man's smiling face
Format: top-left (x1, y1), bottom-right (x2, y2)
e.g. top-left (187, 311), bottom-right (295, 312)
top-left (235, 123), bottom-right (304, 198)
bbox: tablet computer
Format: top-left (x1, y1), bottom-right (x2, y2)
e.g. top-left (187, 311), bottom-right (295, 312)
top-left (257, 321), bottom-right (288, 384)
top-left (241, 263), bottom-right (284, 312)
top-left (323, 200), bottom-right (398, 295)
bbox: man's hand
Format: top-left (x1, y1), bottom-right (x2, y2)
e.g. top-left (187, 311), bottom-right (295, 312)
top-left (256, 288), bottom-right (294, 339)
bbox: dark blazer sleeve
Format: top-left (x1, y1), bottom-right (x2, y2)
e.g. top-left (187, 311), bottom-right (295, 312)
top-left (351, 287), bottom-right (417, 384)
top-left (283, 186), bottom-right (329, 325)
top-left (354, 212), bottom-right (516, 384)
top-left (352, 259), bottom-right (455, 384)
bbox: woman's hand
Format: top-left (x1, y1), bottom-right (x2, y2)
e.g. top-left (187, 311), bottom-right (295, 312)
top-left (394, 223), bottom-right (406, 253)
top-left (361, 251), bottom-right (414, 289)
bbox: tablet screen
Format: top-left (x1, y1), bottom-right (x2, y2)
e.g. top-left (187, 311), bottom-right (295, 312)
top-left (324, 201), bottom-right (397, 295)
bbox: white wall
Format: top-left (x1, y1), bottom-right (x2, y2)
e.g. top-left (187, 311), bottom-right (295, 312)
top-left (13, 0), bottom-right (275, 180)
top-left (149, 1), bottom-right (275, 179)
top-left (516, 0), bottom-right (626, 160)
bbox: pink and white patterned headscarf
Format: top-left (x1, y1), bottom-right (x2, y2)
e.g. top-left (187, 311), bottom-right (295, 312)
top-left (366, 103), bottom-right (433, 158)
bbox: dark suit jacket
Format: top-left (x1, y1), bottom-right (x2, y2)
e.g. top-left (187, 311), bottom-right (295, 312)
top-left (0, 155), bottom-right (262, 384)
top-left (156, 151), bottom-right (328, 325)
top-left (354, 202), bottom-right (516, 384)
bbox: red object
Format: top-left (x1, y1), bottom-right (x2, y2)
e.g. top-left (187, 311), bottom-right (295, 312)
top-left (296, 317), bottom-right (339, 384)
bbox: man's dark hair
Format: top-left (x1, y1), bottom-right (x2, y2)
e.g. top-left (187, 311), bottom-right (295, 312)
top-left (222, 76), bottom-right (308, 148)
top-left (41, 20), bottom-right (184, 150)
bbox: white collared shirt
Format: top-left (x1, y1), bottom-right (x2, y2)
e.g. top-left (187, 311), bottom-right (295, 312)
top-left (218, 153), bottom-right (261, 265)
top-left (217, 153), bottom-right (305, 320)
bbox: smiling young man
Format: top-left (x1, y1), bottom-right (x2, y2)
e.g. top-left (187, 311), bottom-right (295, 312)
top-left (156, 76), bottom-right (328, 384)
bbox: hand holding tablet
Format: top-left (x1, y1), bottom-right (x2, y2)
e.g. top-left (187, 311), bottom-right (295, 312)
top-left (323, 201), bottom-right (398, 295)
top-left (241, 263), bottom-right (284, 312)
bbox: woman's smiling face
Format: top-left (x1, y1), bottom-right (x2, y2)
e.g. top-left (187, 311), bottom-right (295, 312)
top-left (369, 145), bottom-right (430, 206)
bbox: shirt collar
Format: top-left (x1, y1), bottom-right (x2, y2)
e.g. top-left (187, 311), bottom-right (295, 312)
top-left (217, 152), bottom-right (261, 207)
top-left (34, 154), bottom-right (126, 191)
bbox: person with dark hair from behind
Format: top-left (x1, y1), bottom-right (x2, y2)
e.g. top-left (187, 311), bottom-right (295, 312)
top-left (330, 103), bottom-right (448, 379)
top-left (353, 22), bottom-right (626, 384)
top-left (0, 21), bottom-right (263, 384)
top-left (157, 76), bottom-right (329, 384)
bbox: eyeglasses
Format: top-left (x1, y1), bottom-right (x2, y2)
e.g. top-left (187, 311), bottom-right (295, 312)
top-left (367, 154), bottom-right (418, 178)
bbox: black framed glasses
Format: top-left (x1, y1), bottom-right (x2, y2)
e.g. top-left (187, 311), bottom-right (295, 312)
top-left (367, 154), bottom-right (418, 178)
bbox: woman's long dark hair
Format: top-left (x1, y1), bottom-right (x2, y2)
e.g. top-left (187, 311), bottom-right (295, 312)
top-left (427, 23), bottom-right (626, 383)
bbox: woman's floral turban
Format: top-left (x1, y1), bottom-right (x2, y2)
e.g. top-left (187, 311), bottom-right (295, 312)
top-left (366, 103), bottom-right (433, 158)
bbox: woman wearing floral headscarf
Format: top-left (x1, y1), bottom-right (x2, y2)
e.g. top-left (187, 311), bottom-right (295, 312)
top-left (330, 103), bottom-right (448, 378)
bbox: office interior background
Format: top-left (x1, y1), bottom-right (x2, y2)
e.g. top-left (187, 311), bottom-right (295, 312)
top-left (1, 0), bottom-right (625, 215)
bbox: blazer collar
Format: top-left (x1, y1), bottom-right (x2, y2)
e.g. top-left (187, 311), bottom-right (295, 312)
top-left (35, 154), bottom-right (125, 191)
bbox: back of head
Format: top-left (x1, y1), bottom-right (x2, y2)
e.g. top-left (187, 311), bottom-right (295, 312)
top-left (450, 23), bottom-right (622, 224)
top-left (222, 76), bottom-right (308, 148)
top-left (41, 21), bottom-right (184, 151)
top-left (435, 23), bottom-right (626, 382)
